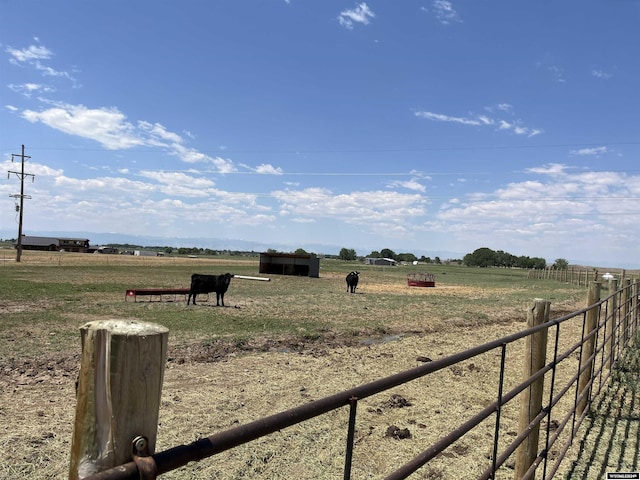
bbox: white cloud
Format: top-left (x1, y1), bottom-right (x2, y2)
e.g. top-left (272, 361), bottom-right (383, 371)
top-left (432, 0), bottom-right (461, 25)
top-left (526, 163), bottom-right (568, 175)
top-left (19, 101), bottom-right (238, 172)
top-left (272, 188), bottom-right (426, 230)
top-left (338, 2), bottom-right (375, 30)
top-left (7, 43), bottom-right (76, 83)
top-left (8, 83), bottom-right (54, 97)
top-left (415, 111), bottom-right (483, 126)
top-left (22, 103), bottom-right (146, 150)
top-left (415, 107), bottom-right (542, 137)
top-left (6, 45), bottom-right (52, 62)
top-left (433, 166), bottom-right (639, 261)
top-left (255, 164), bottom-right (284, 175)
top-left (592, 69), bottom-right (612, 79)
top-left (138, 170), bottom-right (215, 189)
top-left (387, 178), bottom-right (426, 193)
top-left (570, 146), bottom-right (608, 156)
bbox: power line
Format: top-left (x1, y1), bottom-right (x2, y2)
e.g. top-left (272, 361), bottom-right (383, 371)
top-left (8, 145), bottom-right (35, 263)
top-left (2, 141), bottom-right (640, 155)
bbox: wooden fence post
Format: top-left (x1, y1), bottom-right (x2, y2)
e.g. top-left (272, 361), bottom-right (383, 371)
top-left (631, 278), bottom-right (640, 331)
top-left (604, 279), bottom-right (618, 372)
top-left (514, 298), bottom-right (550, 480)
top-left (622, 279), bottom-right (631, 343)
top-left (69, 320), bottom-right (169, 479)
top-left (577, 282), bottom-right (601, 416)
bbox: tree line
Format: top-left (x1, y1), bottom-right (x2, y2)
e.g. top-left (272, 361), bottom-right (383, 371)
top-left (3, 238), bottom-right (566, 270)
top-left (337, 246), bottom-right (567, 270)
top-left (337, 247), bottom-right (451, 264)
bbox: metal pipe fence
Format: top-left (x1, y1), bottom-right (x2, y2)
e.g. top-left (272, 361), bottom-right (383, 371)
top-left (85, 280), bottom-right (639, 480)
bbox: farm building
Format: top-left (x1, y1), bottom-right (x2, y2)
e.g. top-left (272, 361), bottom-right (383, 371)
top-left (364, 257), bottom-right (397, 266)
top-left (14, 235), bottom-right (91, 253)
top-left (134, 250), bottom-right (158, 257)
top-left (94, 246), bottom-right (119, 254)
top-left (259, 252), bottom-right (320, 277)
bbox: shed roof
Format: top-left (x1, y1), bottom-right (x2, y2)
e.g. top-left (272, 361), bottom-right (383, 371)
top-left (18, 236), bottom-right (60, 246)
top-left (17, 235), bottom-right (90, 247)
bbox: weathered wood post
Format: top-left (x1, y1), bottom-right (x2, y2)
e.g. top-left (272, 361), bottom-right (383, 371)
top-left (604, 279), bottom-right (618, 372)
top-left (514, 298), bottom-right (550, 479)
top-left (577, 282), bottom-right (601, 416)
top-left (631, 278), bottom-right (640, 332)
top-left (69, 320), bottom-right (168, 479)
top-left (622, 279), bottom-right (631, 343)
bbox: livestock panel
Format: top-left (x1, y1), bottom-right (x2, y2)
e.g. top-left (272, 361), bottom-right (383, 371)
top-left (79, 280), bottom-right (640, 480)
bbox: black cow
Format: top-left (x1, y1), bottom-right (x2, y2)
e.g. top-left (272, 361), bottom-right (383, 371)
top-left (346, 271), bottom-right (360, 293)
top-left (187, 273), bottom-right (233, 306)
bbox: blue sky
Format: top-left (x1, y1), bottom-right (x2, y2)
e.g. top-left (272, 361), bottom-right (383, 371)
top-left (1, 1), bottom-right (639, 267)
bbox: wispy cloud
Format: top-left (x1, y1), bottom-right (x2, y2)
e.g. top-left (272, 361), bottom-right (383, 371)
top-left (6, 44), bottom-right (52, 62)
top-left (526, 163), bottom-right (568, 175)
top-left (435, 165), bottom-right (640, 259)
top-left (388, 178), bottom-right (427, 193)
top-left (272, 187), bottom-right (426, 228)
top-left (338, 2), bottom-right (375, 30)
top-left (20, 101), bottom-right (237, 172)
top-left (570, 146), bottom-right (608, 156)
top-left (415, 106), bottom-right (542, 137)
top-left (8, 83), bottom-right (54, 97)
top-left (7, 43), bottom-right (76, 82)
top-left (592, 69), bottom-right (612, 79)
top-left (432, 0), bottom-right (462, 25)
top-left (255, 164), bottom-right (284, 175)
top-left (535, 60), bottom-right (566, 83)
top-left (415, 111), bottom-right (484, 126)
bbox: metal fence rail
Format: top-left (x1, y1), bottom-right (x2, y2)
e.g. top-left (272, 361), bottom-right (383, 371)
top-left (85, 280), bottom-right (639, 480)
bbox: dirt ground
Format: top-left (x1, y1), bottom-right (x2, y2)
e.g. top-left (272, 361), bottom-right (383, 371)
top-left (4, 314), bottom-right (636, 480)
top-left (1, 266), bottom-right (638, 479)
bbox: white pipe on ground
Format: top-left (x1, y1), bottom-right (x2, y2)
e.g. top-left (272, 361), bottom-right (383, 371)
top-left (233, 275), bottom-right (270, 282)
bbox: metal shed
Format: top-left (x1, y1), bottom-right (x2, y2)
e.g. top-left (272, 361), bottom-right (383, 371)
top-left (15, 235), bottom-right (90, 253)
top-left (259, 252), bottom-right (320, 277)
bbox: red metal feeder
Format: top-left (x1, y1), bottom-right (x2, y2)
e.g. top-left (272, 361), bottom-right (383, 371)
top-left (407, 273), bottom-right (435, 287)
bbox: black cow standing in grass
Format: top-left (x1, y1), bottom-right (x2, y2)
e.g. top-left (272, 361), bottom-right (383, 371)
top-left (187, 273), bottom-right (233, 306)
top-left (346, 271), bottom-right (360, 293)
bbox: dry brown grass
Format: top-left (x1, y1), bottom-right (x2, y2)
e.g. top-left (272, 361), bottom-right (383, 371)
top-left (0, 250), bottom-right (637, 479)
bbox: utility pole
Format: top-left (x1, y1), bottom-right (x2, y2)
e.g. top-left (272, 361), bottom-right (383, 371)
top-left (8, 145), bottom-right (34, 263)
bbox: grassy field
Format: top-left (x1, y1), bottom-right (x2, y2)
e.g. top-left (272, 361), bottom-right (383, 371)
top-left (2, 249), bottom-right (634, 479)
top-left (0, 250), bottom-right (586, 359)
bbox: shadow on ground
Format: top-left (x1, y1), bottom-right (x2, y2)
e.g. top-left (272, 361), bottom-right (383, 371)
top-left (564, 338), bottom-right (640, 479)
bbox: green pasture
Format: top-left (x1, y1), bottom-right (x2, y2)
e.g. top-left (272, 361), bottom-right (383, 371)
top-left (0, 251), bottom-right (587, 360)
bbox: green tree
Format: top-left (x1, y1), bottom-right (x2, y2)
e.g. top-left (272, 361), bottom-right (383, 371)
top-left (294, 248), bottom-right (308, 255)
top-left (397, 252), bottom-right (417, 262)
top-left (380, 248), bottom-right (397, 260)
top-left (463, 247), bottom-right (496, 267)
top-left (339, 248), bottom-right (357, 261)
top-left (368, 250), bottom-right (381, 258)
top-left (531, 257), bottom-right (547, 269)
top-left (553, 258), bottom-right (569, 270)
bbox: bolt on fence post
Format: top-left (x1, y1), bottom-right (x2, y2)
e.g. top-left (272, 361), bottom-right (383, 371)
top-left (577, 281), bottom-right (601, 417)
top-left (514, 298), bottom-right (550, 480)
top-left (69, 320), bottom-right (168, 480)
